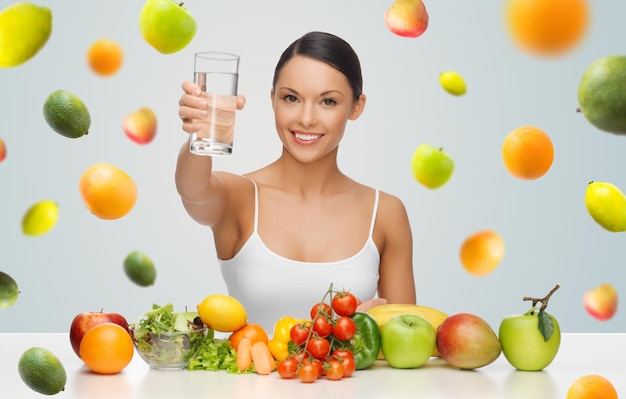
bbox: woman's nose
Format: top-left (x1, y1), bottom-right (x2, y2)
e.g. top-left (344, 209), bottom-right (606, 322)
top-left (298, 103), bottom-right (316, 127)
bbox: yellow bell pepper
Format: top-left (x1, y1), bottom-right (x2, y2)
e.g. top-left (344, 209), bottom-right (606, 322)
top-left (267, 316), bottom-right (304, 361)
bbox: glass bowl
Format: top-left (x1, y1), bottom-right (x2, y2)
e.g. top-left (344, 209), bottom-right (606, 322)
top-left (129, 326), bottom-right (209, 369)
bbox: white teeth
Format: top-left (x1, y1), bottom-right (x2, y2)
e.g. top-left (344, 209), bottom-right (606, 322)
top-left (295, 132), bottom-right (321, 141)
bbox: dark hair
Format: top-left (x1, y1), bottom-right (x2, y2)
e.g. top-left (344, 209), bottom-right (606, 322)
top-left (272, 31), bottom-right (363, 100)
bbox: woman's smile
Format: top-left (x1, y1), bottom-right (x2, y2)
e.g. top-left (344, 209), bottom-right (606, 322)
top-left (293, 130), bottom-right (323, 144)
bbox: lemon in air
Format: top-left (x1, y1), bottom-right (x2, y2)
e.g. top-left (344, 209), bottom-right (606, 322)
top-left (585, 181), bottom-right (626, 232)
top-left (18, 347), bottom-right (67, 395)
top-left (439, 71), bottom-right (467, 96)
top-left (43, 90), bottom-right (91, 139)
top-left (197, 294), bottom-right (247, 332)
top-left (123, 250), bottom-right (157, 287)
top-left (22, 200), bottom-right (59, 236)
top-left (0, 271), bottom-right (19, 309)
top-left (0, 3), bottom-right (52, 68)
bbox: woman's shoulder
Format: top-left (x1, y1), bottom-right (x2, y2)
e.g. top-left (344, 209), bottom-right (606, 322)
top-left (377, 189), bottom-right (409, 218)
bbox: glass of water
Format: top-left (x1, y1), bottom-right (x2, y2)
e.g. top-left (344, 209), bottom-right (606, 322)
top-left (190, 51), bottom-right (239, 156)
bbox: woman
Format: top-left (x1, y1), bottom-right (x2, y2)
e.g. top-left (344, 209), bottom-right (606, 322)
top-left (176, 31), bottom-right (416, 332)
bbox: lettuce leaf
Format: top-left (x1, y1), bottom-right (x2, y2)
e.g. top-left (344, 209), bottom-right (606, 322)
top-left (187, 338), bottom-right (253, 373)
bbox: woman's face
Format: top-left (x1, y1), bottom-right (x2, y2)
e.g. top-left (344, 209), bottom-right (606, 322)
top-left (271, 55), bottom-right (365, 163)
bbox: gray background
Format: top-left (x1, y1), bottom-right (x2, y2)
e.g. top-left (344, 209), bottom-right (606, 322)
top-left (1, 0), bottom-right (624, 333)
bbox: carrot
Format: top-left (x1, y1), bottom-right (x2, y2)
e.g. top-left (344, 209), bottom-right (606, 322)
top-left (236, 338), bottom-right (253, 371)
top-left (250, 341), bottom-right (276, 375)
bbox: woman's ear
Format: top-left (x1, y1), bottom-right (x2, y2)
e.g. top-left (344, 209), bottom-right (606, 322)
top-left (270, 88), bottom-right (276, 111)
top-left (349, 93), bottom-right (366, 121)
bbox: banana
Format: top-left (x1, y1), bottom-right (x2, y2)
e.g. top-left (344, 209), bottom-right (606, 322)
top-left (367, 304), bottom-right (448, 358)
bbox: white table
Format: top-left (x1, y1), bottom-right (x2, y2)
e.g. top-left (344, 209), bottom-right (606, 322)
top-left (2, 333), bottom-right (624, 398)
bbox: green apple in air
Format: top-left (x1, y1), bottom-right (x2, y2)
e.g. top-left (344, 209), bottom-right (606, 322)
top-left (499, 284), bottom-right (561, 371)
top-left (411, 143), bottom-right (455, 189)
top-left (381, 314), bottom-right (436, 369)
top-left (139, 0), bottom-right (197, 54)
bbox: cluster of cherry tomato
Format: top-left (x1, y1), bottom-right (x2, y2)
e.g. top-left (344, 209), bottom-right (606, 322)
top-left (276, 289), bottom-right (359, 382)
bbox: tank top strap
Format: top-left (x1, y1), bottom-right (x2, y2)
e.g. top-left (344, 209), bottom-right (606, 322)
top-left (368, 189), bottom-right (379, 238)
top-left (248, 178), bottom-right (259, 232)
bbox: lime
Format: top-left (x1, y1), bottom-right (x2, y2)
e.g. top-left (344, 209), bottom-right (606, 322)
top-left (123, 250), bottom-right (157, 287)
top-left (18, 347), bottom-right (67, 395)
top-left (578, 55), bottom-right (626, 135)
top-left (22, 200), bottom-right (59, 236)
top-left (0, 271), bottom-right (19, 309)
top-left (0, 3), bottom-right (52, 68)
top-left (439, 71), bottom-right (467, 96)
top-left (43, 89), bottom-right (91, 138)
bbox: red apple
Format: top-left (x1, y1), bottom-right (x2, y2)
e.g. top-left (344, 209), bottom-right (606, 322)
top-left (0, 137), bottom-right (6, 162)
top-left (123, 107), bottom-right (157, 144)
top-left (69, 310), bottom-right (129, 357)
top-left (436, 313), bottom-right (502, 370)
top-left (583, 283), bottom-right (618, 321)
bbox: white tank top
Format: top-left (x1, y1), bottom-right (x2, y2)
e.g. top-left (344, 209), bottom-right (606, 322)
top-left (219, 180), bottom-right (380, 333)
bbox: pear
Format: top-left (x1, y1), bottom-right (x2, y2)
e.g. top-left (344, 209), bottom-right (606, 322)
top-left (578, 55), bottom-right (626, 135)
top-left (384, 0), bottom-right (429, 38)
top-left (585, 181), bottom-right (626, 232)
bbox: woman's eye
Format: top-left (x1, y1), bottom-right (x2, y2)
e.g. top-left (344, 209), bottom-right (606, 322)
top-left (283, 94), bottom-right (297, 102)
top-left (322, 98), bottom-right (337, 106)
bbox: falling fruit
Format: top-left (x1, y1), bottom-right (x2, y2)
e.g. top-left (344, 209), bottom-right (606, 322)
top-left (123, 107), bottom-right (157, 144)
top-left (505, 0), bottom-right (590, 57)
top-left (123, 250), bottom-right (157, 287)
top-left (460, 230), bottom-right (505, 276)
top-left (585, 181), bottom-right (626, 232)
top-left (78, 163), bottom-right (138, 220)
top-left (43, 90), bottom-right (92, 139)
top-left (577, 55), bottom-right (626, 135)
top-left (87, 38), bottom-right (124, 77)
top-left (139, 0), bottom-right (197, 54)
top-left (410, 143), bottom-right (455, 189)
top-left (384, 0), bottom-right (429, 38)
top-left (439, 71), bottom-right (467, 96)
top-left (502, 126), bottom-right (554, 180)
top-left (21, 200), bottom-right (59, 236)
top-left (0, 271), bottom-right (19, 309)
top-left (0, 2), bottom-right (52, 68)
top-left (0, 137), bottom-right (6, 162)
top-left (583, 283), bottom-right (618, 321)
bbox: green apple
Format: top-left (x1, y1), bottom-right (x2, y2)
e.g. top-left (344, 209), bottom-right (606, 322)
top-left (498, 284), bottom-right (561, 371)
top-left (411, 143), bottom-right (454, 189)
top-left (139, 0), bottom-right (197, 54)
top-left (381, 314), bottom-right (436, 368)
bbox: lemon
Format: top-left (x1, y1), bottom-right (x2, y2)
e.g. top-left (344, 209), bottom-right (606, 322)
top-left (0, 271), bottom-right (19, 309)
top-left (197, 294), bottom-right (247, 332)
top-left (439, 71), bottom-right (467, 96)
top-left (43, 89), bottom-right (91, 139)
top-left (18, 347), bottom-right (67, 395)
top-left (123, 250), bottom-right (157, 287)
top-left (0, 2), bottom-right (52, 68)
top-left (22, 200), bottom-right (59, 236)
top-left (585, 181), bottom-right (626, 232)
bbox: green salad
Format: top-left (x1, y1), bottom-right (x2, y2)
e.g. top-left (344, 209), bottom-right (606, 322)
top-left (130, 303), bottom-right (212, 365)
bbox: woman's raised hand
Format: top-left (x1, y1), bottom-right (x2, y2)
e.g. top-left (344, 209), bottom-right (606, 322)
top-left (178, 80), bottom-right (246, 134)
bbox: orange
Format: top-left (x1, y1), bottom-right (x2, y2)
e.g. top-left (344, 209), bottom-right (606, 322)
top-left (79, 323), bottom-right (134, 375)
top-left (79, 163), bottom-right (137, 220)
top-left (502, 126), bottom-right (554, 180)
top-left (229, 323), bottom-right (268, 351)
top-left (87, 39), bottom-right (123, 76)
top-left (505, 0), bottom-right (590, 57)
top-left (566, 374), bottom-right (618, 399)
top-left (460, 230), bottom-right (505, 276)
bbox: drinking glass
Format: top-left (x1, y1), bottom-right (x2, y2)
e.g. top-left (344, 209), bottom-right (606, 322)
top-left (189, 51), bottom-right (239, 156)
